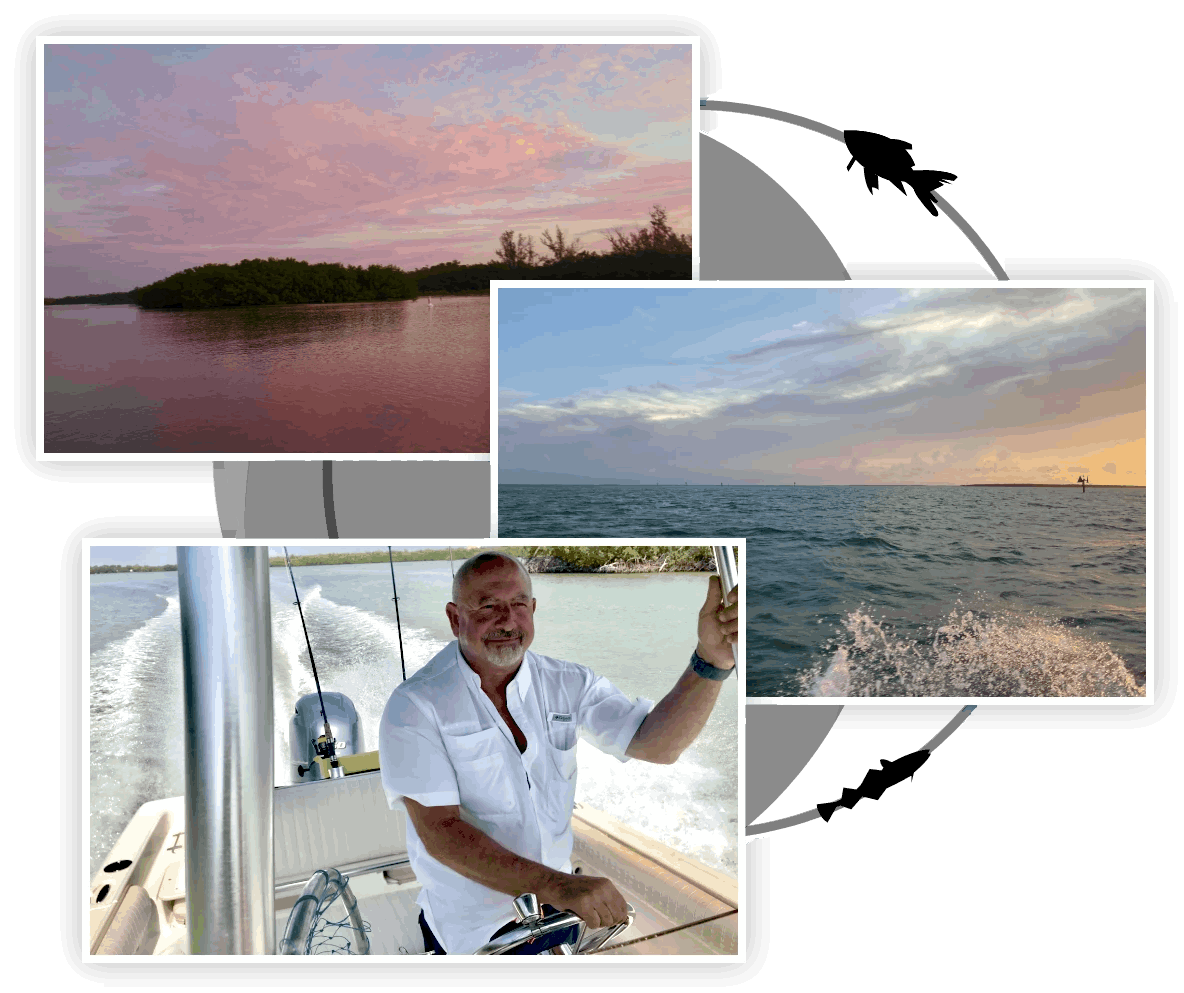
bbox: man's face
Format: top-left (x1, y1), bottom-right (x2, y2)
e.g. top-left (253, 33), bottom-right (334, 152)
top-left (447, 559), bottom-right (536, 672)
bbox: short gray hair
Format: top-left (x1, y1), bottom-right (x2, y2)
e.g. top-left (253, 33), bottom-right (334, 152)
top-left (451, 551), bottom-right (533, 603)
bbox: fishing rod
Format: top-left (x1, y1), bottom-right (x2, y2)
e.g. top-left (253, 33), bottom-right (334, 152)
top-left (387, 546), bottom-right (407, 682)
top-left (712, 546), bottom-right (739, 665)
top-left (283, 547), bottom-right (342, 778)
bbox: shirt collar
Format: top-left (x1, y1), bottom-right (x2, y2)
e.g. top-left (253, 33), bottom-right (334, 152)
top-left (453, 641), bottom-right (534, 699)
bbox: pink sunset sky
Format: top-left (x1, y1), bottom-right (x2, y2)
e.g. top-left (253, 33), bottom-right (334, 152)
top-left (44, 43), bottom-right (693, 296)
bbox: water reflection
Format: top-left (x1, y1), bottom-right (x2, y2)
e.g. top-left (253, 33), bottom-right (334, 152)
top-left (45, 297), bottom-right (490, 454)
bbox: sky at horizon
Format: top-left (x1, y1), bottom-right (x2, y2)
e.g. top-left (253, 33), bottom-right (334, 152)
top-left (498, 286), bottom-right (1147, 486)
top-left (46, 43), bottom-right (692, 296)
top-left (89, 545), bottom-right (457, 567)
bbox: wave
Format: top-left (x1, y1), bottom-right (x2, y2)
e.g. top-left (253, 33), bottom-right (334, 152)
top-left (803, 606), bottom-right (1145, 698)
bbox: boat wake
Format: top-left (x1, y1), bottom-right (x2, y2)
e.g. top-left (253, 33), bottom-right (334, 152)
top-left (271, 585), bottom-right (449, 781)
top-left (802, 605), bottom-right (1145, 698)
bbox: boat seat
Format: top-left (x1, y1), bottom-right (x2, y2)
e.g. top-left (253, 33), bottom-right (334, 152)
top-left (95, 885), bottom-right (158, 955)
top-left (274, 771), bottom-right (409, 888)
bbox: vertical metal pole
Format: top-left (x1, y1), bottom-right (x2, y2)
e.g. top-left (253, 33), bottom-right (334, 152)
top-left (177, 546), bottom-right (275, 954)
top-left (712, 546), bottom-right (739, 665)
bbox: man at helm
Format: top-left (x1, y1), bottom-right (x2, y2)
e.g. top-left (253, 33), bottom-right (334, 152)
top-left (378, 550), bottom-right (739, 954)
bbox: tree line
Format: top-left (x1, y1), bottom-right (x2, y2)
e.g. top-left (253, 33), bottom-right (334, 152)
top-left (46, 205), bottom-right (691, 309)
top-left (89, 545), bottom-right (728, 575)
top-left (87, 551), bottom-right (483, 575)
top-left (505, 545), bottom-right (726, 572)
top-left (90, 563), bottom-right (178, 574)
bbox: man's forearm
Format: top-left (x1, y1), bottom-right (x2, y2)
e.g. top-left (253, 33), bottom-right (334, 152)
top-left (410, 802), bottom-right (568, 901)
top-left (625, 654), bottom-right (727, 765)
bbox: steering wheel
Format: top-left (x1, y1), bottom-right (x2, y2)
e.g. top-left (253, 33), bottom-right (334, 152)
top-left (474, 893), bottom-right (635, 955)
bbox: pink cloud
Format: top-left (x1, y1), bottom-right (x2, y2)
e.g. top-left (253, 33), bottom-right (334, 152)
top-left (45, 43), bottom-right (692, 294)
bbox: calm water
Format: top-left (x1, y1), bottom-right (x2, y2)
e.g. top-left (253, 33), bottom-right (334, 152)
top-left (47, 296), bottom-right (489, 453)
top-left (90, 562), bottom-right (737, 879)
top-left (499, 485), bottom-right (1147, 698)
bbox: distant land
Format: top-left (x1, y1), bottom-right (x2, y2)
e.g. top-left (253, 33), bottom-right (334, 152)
top-left (88, 546), bottom-right (719, 574)
top-left (501, 480), bottom-right (1146, 487)
top-left (961, 483), bottom-right (1145, 488)
top-left (47, 208), bottom-right (690, 307)
top-left (89, 548), bottom-right (477, 573)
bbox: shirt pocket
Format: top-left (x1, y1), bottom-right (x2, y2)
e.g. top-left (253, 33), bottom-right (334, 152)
top-left (442, 727), bottom-right (515, 816)
top-left (539, 736), bottom-right (579, 831)
top-left (546, 712), bottom-right (578, 752)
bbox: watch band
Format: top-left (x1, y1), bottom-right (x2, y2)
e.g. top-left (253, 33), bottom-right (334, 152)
top-left (690, 648), bottom-right (735, 681)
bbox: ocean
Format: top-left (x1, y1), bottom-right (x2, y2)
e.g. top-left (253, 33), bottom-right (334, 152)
top-left (89, 560), bottom-right (738, 881)
top-left (498, 485), bottom-right (1147, 698)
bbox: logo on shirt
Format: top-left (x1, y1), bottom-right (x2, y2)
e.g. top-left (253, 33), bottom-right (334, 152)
top-left (550, 712), bottom-right (573, 723)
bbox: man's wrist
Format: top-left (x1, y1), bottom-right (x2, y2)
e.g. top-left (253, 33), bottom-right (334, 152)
top-left (691, 639), bottom-right (729, 672)
top-left (691, 645), bottom-right (735, 679)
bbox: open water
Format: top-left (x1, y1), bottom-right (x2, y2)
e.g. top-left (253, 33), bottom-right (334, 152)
top-left (47, 296), bottom-right (488, 454)
top-left (89, 560), bottom-right (737, 880)
top-left (499, 484), bottom-right (1147, 698)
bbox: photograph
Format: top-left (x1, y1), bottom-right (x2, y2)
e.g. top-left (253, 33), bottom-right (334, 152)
top-left (497, 283), bottom-right (1148, 699)
top-left (87, 542), bottom-right (740, 956)
top-left (42, 39), bottom-right (695, 458)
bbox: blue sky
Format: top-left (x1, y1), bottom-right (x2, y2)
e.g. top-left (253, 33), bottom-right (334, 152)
top-left (499, 286), bottom-right (1146, 485)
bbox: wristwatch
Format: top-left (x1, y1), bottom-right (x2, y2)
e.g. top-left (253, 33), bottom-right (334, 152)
top-left (690, 647), bottom-right (735, 681)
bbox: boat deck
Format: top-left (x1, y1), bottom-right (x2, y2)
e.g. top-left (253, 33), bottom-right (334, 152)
top-left (274, 876), bottom-right (734, 956)
top-left (91, 777), bottom-right (738, 957)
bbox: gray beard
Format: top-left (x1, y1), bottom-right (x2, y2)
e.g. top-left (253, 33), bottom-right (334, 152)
top-left (483, 638), bottom-right (526, 669)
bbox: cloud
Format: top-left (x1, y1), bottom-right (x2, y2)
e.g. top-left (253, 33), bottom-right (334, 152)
top-left (1103, 462), bottom-right (1117, 473)
top-left (499, 287), bottom-right (1148, 485)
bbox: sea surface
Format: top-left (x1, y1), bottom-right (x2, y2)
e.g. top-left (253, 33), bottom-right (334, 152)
top-left (89, 561), bottom-right (738, 880)
top-left (499, 485), bottom-right (1147, 698)
top-left (47, 296), bottom-right (489, 454)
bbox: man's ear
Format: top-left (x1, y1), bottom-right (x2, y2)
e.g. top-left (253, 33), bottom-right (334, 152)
top-left (445, 602), bottom-right (461, 636)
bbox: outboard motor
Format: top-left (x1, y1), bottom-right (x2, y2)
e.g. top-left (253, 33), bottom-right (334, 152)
top-left (289, 691), bottom-right (363, 783)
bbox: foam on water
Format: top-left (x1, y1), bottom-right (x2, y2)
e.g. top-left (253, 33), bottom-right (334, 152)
top-left (573, 738), bottom-right (736, 876)
top-left (91, 574), bottom-right (737, 883)
top-left (90, 595), bottom-right (185, 875)
top-left (805, 606), bottom-right (1145, 698)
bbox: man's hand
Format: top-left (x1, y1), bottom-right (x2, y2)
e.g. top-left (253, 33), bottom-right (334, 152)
top-left (542, 872), bottom-right (630, 930)
top-left (697, 574), bottom-right (739, 669)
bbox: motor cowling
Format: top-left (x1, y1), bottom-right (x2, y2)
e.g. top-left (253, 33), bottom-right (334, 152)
top-left (289, 691), bottom-right (363, 783)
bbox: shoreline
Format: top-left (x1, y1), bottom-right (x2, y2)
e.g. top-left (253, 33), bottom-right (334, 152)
top-left (47, 292), bottom-right (489, 308)
top-left (521, 555), bottom-right (715, 574)
top-left (91, 546), bottom-right (724, 574)
top-left (959, 483), bottom-right (1145, 488)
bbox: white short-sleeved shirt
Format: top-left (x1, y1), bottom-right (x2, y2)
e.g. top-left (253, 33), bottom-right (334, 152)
top-left (378, 641), bottom-right (653, 954)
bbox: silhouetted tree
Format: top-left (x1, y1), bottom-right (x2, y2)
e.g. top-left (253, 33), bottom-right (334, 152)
top-left (133, 205), bottom-right (692, 309)
top-left (494, 230), bottom-right (538, 268)
top-left (539, 225), bottom-right (585, 262)
top-left (605, 205), bottom-right (692, 256)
